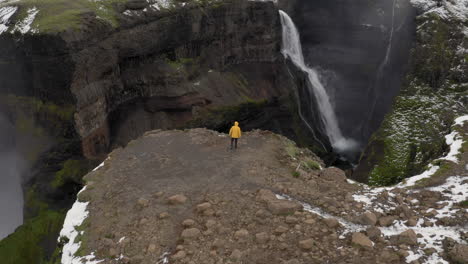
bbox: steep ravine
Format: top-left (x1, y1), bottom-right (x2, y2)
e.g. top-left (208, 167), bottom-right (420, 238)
top-left (0, 0), bottom-right (465, 263)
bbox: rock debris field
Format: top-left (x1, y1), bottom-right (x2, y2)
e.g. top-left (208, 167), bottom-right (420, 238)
top-left (59, 127), bottom-right (467, 264)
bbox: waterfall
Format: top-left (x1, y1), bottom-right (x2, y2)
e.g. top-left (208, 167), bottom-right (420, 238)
top-left (279, 10), bottom-right (358, 155)
top-left (0, 113), bottom-right (23, 240)
top-left (366, 0), bottom-right (397, 132)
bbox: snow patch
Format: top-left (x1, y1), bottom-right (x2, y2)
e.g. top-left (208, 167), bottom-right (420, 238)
top-left (59, 186), bottom-right (103, 264)
top-left (92, 161), bottom-right (105, 172)
top-left (158, 252), bottom-right (170, 264)
top-left (0, 6), bottom-right (17, 34)
top-left (13, 7), bottom-right (38, 34)
top-left (410, 0), bottom-right (468, 21)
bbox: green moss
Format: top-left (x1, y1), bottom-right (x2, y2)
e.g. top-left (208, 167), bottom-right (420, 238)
top-left (365, 15), bottom-right (466, 186)
top-left (0, 210), bottom-right (65, 264)
top-left (303, 159), bottom-right (320, 171)
top-left (51, 159), bottom-right (90, 189)
top-left (1, 0), bottom-right (129, 33)
top-left (291, 171), bottom-right (300, 178)
top-left (459, 200), bottom-right (468, 208)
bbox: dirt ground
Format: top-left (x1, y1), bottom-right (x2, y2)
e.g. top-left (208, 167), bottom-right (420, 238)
top-left (76, 128), bottom-right (467, 264)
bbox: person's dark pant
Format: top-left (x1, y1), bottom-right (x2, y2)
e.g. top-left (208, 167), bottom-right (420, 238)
top-left (231, 138), bottom-right (238, 149)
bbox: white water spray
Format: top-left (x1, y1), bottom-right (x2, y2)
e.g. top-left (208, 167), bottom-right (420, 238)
top-left (279, 10), bottom-right (359, 154)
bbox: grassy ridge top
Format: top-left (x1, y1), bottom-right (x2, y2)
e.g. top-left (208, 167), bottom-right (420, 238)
top-left (1, 0), bottom-right (130, 33)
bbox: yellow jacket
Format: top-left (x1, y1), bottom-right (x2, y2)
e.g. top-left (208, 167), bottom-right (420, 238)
top-left (229, 122), bottom-right (242, 138)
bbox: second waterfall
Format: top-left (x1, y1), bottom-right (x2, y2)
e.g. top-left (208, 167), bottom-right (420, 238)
top-left (279, 10), bottom-right (359, 156)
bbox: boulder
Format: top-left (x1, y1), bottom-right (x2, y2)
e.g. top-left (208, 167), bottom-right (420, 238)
top-left (396, 229), bottom-right (418, 246)
top-left (324, 218), bottom-right (340, 229)
top-left (168, 194), bottom-right (188, 205)
top-left (172, 250), bottom-right (187, 260)
top-left (359, 212), bottom-right (377, 226)
top-left (234, 229), bottom-right (250, 240)
top-left (267, 200), bottom-right (302, 215)
top-left (351, 232), bottom-right (373, 248)
top-left (274, 226), bottom-right (289, 234)
top-left (365, 226), bottom-right (382, 240)
top-left (230, 249), bottom-right (243, 260)
top-left (147, 244), bottom-right (157, 253)
top-left (181, 228), bottom-right (201, 240)
top-left (285, 216), bottom-right (299, 224)
top-left (196, 202), bottom-right (212, 213)
top-left (299, 239), bottom-right (314, 250)
top-left (256, 189), bottom-right (277, 203)
top-left (255, 232), bottom-right (270, 244)
top-left (378, 216), bottom-right (396, 227)
top-left (137, 198), bottom-right (150, 208)
top-left (406, 217), bottom-right (418, 227)
top-left (319, 167), bottom-right (347, 182)
top-left (447, 243), bottom-right (468, 264)
top-left (182, 219), bottom-right (195, 227)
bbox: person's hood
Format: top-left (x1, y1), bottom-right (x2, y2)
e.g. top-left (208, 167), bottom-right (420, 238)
top-left (234, 121), bottom-right (239, 126)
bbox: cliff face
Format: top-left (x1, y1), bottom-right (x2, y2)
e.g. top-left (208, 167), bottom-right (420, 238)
top-left (354, 0), bottom-right (468, 185)
top-left (71, 0), bottom-right (286, 158)
top-left (0, 0), bottom-right (326, 162)
top-left (283, 0), bottom-right (416, 150)
top-left (1, 1), bottom-right (324, 262)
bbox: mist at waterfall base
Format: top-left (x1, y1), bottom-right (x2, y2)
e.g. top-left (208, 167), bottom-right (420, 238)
top-left (0, 113), bottom-right (24, 240)
top-left (279, 10), bottom-right (361, 161)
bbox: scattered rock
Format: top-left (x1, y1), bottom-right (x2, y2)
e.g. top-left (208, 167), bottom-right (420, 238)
top-left (351, 232), bottom-right (373, 249)
top-left (406, 217), bottom-right (418, 227)
top-left (159, 212), bottom-right (170, 219)
top-left (147, 244), bottom-right (157, 253)
top-left (396, 229), bottom-right (418, 246)
top-left (298, 239), bottom-right (314, 250)
top-left (267, 200), bottom-right (302, 215)
top-left (378, 216), bottom-right (396, 227)
top-left (109, 247), bottom-right (119, 258)
top-left (137, 198), bottom-right (150, 208)
top-left (324, 218), bottom-right (340, 229)
top-left (255, 232), bottom-right (269, 244)
top-left (196, 202), bottom-right (212, 213)
top-left (274, 226), bottom-right (289, 234)
top-left (359, 212), bottom-right (377, 226)
top-left (285, 216), bottom-right (299, 224)
top-left (168, 194), bottom-right (188, 205)
top-left (172, 250), bottom-right (187, 260)
top-left (154, 191), bottom-right (164, 198)
top-left (230, 249), bottom-right (243, 260)
top-left (182, 228), bottom-right (201, 240)
top-left (319, 168), bottom-right (347, 182)
top-left (366, 226), bottom-right (382, 240)
top-left (234, 229), bottom-right (250, 240)
top-left (256, 189), bottom-right (277, 203)
top-left (447, 243), bottom-right (468, 264)
top-left (182, 219), bottom-right (196, 227)
top-left (205, 219), bottom-right (217, 229)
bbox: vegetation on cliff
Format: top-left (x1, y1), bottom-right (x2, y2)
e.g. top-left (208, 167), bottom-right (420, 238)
top-left (364, 8), bottom-right (467, 185)
top-left (0, 95), bottom-right (92, 264)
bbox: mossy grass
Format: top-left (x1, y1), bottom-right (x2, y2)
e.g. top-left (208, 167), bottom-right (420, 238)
top-left (0, 209), bottom-right (65, 264)
top-left (1, 0), bottom-right (129, 33)
top-left (366, 14), bottom-right (466, 186)
top-left (459, 200), bottom-right (468, 208)
top-left (303, 159), bottom-right (320, 171)
top-left (51, 159), bottom-right (91, 189)
top-left (291, 170), bottom-right (300, 178)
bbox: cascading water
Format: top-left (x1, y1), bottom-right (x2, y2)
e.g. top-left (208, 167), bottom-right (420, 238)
top-left (366, 0), bottom-right (397, 133)
top-left (279, 10), bottom-right (359, 156)
top-left (0, 113), bottom-right (23, 240)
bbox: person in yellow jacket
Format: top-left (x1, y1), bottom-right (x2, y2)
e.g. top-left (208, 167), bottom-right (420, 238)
top-left (229, 121), bottom-right (242, 150)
